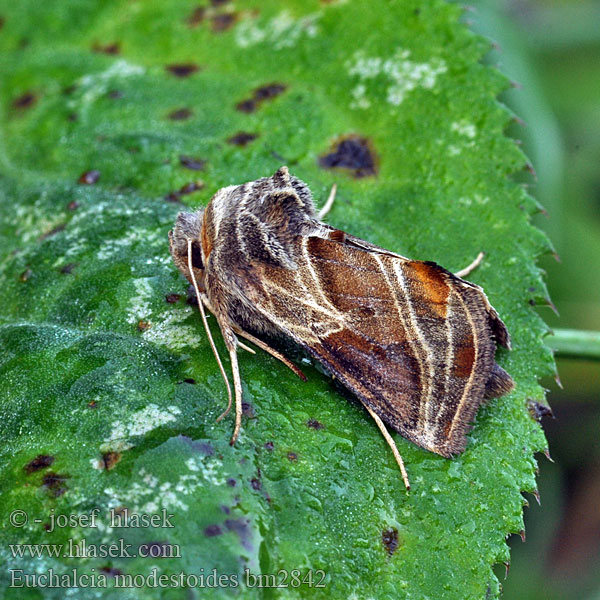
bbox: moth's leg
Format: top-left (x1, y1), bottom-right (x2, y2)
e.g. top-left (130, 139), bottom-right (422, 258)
top-left (455, 251), bottom-right (485, 278)
top-left (318, 184), bottom-right (338, 219)
top-left (229, 348), bottom-right (244, 445)
top-left (237, 341), bottom-right (256, 354)
top-left (363, 404), bottom-right (411, 490)
top-left (231, 324), bottom-right (307, 381)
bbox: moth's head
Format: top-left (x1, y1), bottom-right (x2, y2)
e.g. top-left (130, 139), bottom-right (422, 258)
top-left (168, 209), bottom-right (206, 291)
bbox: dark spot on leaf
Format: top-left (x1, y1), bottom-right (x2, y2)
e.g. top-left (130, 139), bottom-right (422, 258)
top-left (165, 293), bottom-right (181, 304)
top-left (204, 524), bottom-right (222, 537)
top-left (414, 8), bottom-right (421, 15)
top-left (42, 472), bottom-right (69, 497)
top-left (99, 566), bottom-right (123, 577)
top-left (186, 6), bottom-right (205, 27)
top-left (225, 518), bottom-right (252, 551)
top-left (107, 89), bottom-right (122, 99)
top-left (227, 478), bottom-right (236, 487)
top-left (60, 263), bottom-right (77, 274)
top-left (92, 42), bottom-right (120, 55)
top-left (165, 192), bottom-right (183, 204)
top-left (78, 170), bottom-right (100, 185)
top-left (179, 155), bottom-right (206, 171)
top-left (20, 268), bottom-right (31, 282)
top-left (24, 455), bottom-right (55, 474)
top-left (227, 132), bottom-right (258, 147)
top-left (527, 400), bottom-right (554, 421)
top-left (168, 108), bottom-right (193, 121)
top-left (179, 181), bottom-right (204, 195)
top-left (221, 505), bottom-right (231, 514)
top-left (88, 400), bottom-right (97, 409)
top-left (67, 200), bottom-right (79, 211)
top-left (0, 17), bottom-right (4, 29)
top-left (63, 84), bottom-right (77, 96)
top-left (236, 83), bottom-right (287, 113)
top-left (142, 541), bottom-right (172, 557)
top-left (165, 180), bottom-right (204, 203)
top-left (166, 63), bottom-right (200, 78)
top-left (211, 12), bottom-right (237, 32)
top-left (254, 83), bottom-right (286, 101)
top-left (211, 0), bottom-right (230, 5)
top-left (176, 377), bottom-right (196, 385)
top-left (319, 135), bottom-right (377, 177)
top-left (137, 320), bottom-right (151, 331)
top-left (250, 478), bottom-right (261, 490)
top-left (287, 452), bottom-right (297, 461)
top-left (39, 224), bottom-right (66, 240)
top-left (264, 441), bottom-right (274, 451)
top-left (242, 402), bottom-right (255, 418)
top-left (306, 418), bottom-right (324, 430)
top-left (101, 452), bottom-right (121, 471)
top-left (13, 92), bottom-right (36, 110)
top-left (236, 99), bottom-right (257, 113)
top-left (382, 527), bottom-right (399, 555)
top-left (67, 113), bottom-right (78, 121)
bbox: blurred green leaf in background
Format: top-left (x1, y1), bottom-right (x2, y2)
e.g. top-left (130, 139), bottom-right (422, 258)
top-left (0, 0), bottom-right (561, 598)
top-left (465, 1), bottom-right (600, 599)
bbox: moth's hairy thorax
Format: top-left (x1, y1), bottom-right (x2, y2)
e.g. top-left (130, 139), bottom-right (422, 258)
top-left (201, 170), bottom-right (325, 337)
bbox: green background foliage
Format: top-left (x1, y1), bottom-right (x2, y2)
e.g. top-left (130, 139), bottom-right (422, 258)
top-left (467, 2), bottom-right (600, 599)
top-left (0, 0), bottom-right (553, 598)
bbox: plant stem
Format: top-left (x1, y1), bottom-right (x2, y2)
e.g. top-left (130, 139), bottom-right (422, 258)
top-left (549, 329), bottom-right (600, 360)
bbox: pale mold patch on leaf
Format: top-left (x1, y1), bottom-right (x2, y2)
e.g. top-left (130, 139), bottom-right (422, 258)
top-left (126, 278), bottom-right (204, 350)
top-left (127, 278), bottom-right (153, 325)
top-left (103, 465), bottom-right (214, 514)
top-left (347, 48), bottom-right (447, 108)
top-left (97, 227), bottom-right (163, 261)
top-left (451, 120), bottom-right (477, 139)
top-left (350, 84), bottom-right (370, 110)
top-left (100, 403), bottom-right (181, 452)
top-left (68, 60), bottom-right (145, 112)
top-left (186, 455), bottom-right (227, 487)
top-left (127, 404), bottom-right (181, 437)
top-left (186, 457), bottom-right (200, 471)
top-left (13, 201), bottom-right (58, 244)
top-left (90, 457), bottom-right (103, 470)
top-left (235, 10), bottom-right (321, 50)
top-left (141, 469), bottom-right (159, 489)
top-left (141, 305), bottom-right (205, 350)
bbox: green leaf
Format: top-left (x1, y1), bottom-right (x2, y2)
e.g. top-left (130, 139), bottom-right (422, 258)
top-left (0, 1), bottom-right (554, 598)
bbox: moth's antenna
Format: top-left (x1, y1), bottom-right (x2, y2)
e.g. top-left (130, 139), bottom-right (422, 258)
top-left (455, 251), bottom-right (484, 278)
top-left (187, 238), bottom-right (233, 421)
top-left (318, 184), bottom-right (337, 219)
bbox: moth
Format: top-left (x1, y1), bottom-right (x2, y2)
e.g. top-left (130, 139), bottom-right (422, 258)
top-left (169, 167), bottom-right (514, 489)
